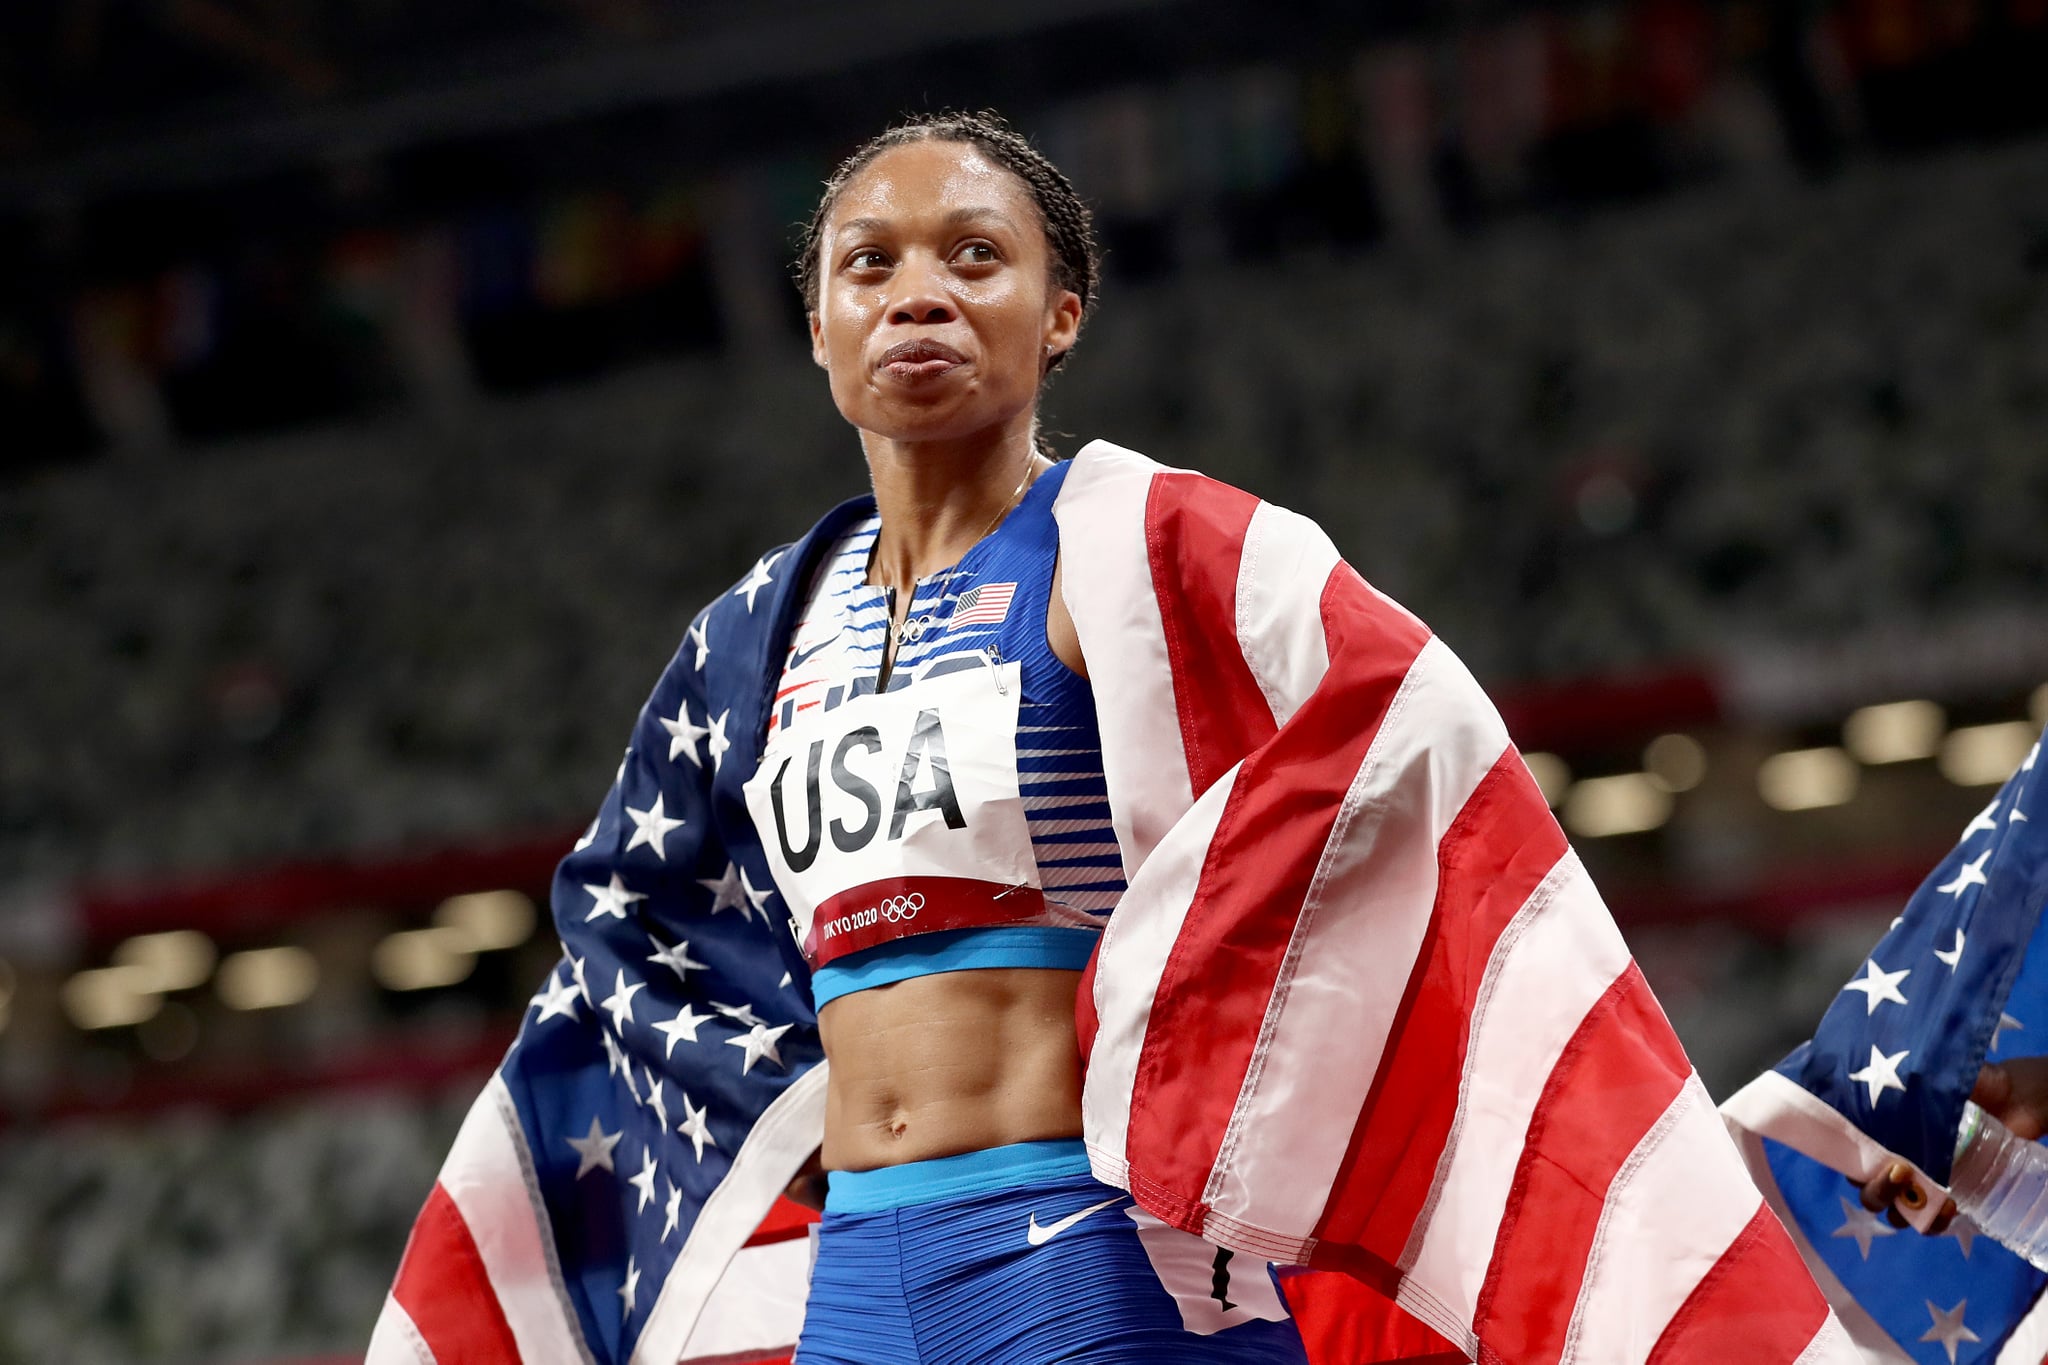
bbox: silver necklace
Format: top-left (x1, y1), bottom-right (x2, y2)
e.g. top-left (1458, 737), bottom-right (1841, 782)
top-left (877, 450), bottom-right (1038, 681)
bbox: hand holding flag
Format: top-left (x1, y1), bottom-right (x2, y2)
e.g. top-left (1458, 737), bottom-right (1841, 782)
top-left (1724, 726), bottom-right (2048, 1361)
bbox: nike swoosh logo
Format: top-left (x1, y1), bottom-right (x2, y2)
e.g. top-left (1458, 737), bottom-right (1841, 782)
top-left (786, 637), bottom-right (836, 669)
top-left (1026, 1196), bottom-right (1125, 1247)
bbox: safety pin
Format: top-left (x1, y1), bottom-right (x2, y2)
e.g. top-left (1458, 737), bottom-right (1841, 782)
top-left (980, 647), bottom-right (1008, 696)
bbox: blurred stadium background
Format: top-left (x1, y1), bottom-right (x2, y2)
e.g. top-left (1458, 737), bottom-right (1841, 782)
top-left (1, 0), bottom-right (2046, 1360)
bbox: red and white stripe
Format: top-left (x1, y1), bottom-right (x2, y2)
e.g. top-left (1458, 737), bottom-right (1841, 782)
top-left (369, 1067), bottom-right (826, 1365)
top-left (368, 1076), bottom-right (592, 1365)
top-left (1054, 439), bottom-right (1853, 1363)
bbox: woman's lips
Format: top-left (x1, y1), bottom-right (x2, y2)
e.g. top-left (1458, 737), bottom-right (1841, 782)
top-left (879, 339), bottom-right (967, 380)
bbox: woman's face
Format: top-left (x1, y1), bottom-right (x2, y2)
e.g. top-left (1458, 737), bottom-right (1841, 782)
top-left (810, 139), bottom-right (1082, 448)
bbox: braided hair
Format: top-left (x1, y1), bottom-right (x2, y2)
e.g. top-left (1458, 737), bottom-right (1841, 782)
top-left (793, 110), bottom-right (1101, 382)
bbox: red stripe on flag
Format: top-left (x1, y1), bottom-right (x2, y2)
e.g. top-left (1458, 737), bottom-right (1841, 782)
top-left (1122, 561), bottom-right (1429, 1229)
top-left (1471, 963), bottom-right (1690, 1361)
top-left (749, 1195), bottom-right (821, 1246)
top-left (1144, 473), bottom-right (1271, 793)
top-left (1644, 1202), bottom-right (1832, 1364)
top-left (390, 1182), bottom-right (523, 1365)
top-left (1310, 749), bottom-right (1566, 1258)
top-left (1282, 1271), bottom-right (1465, 1364)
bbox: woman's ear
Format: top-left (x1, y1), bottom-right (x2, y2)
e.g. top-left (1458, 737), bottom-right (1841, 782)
top-left (809, 311), bottom-right (829, 369)
top-left (1043, 288), bottom-right (1082, 359)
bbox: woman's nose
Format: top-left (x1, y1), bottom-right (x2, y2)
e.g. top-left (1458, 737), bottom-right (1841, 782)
top-left (887, 258), bottom-right (955, 325)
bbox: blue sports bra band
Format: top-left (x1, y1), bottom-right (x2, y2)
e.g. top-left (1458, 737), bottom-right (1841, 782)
top-left (809, 925), bottom-right (1098, 1007)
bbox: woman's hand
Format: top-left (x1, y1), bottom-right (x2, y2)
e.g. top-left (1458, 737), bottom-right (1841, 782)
top-left (1971, 1056), bottom-right (2048, 1140)
top-left (1855, 1058), bottom-right (2048, 1228)
top-left (1857, 1161), bottom-right (1958, 1231)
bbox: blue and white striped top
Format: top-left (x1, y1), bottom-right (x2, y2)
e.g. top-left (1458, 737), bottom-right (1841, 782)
top-left (769, 461), bottom-right (1126, 1006)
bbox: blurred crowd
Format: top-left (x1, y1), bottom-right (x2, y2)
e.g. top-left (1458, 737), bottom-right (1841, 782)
top-left (0, 1090), bottom-right (464, 1365)
top-left (2, 133), bottom-right (2043, 889)
top-left (11, 1), bottom-right (2047, 466)
top-left (1056, 135), bottom-right (2048, 683)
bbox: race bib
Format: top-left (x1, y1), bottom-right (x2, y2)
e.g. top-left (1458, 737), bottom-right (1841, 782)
top-left (741, 655), bottom-right (1044, 965)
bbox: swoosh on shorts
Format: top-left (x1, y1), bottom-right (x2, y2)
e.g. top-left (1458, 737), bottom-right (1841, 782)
top-left (1025, 1196), bottom-right (1125, 1247)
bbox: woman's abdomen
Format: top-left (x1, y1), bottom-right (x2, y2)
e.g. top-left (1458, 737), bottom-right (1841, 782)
top-left (818, 966), bottom-right (1085, 1171)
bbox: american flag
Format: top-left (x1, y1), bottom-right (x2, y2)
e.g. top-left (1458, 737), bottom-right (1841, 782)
top-left (372, 440), bottom-right (1850, 1364)
top-left (370, 540), bottom-right (829, 1365)
top-left (1054, 441), bottom-right (1849, 1361)
top-left (1723, 727), bottom-right (2048, 1363)
top-left (946, 580), bottom-right (1015, 630)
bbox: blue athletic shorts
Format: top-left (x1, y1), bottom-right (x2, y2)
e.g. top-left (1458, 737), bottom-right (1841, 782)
top-left (794, 1140), bottom-right (1310, 1364)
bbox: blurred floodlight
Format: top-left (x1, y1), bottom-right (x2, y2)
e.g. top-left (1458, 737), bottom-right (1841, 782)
top-left (111, 929), bottom-right (217, 993)
top-left (1521, 752), bottom-right (1571, 807)
top-left (216, 946), bottom-right (318, 1010)
top-left (1642, 734), bottom-right (1707, 793)
top-left (1563, 773), bottom-right (1672, 838)
top-left (433, 890), bottom-right (537, 953)
top-left (1843, 700), bottom-right (1945, 765)
top-left (1939, 722), bottom-right (2038, 788)
top-left (2032, 684), bottom-right (2048, 728)
top-left (1758, 747), bottom-right (1859, 811)
top-left (62, 965), bottom-right (162, 1030)
top-left (374, 928), bottom-right (478, 992)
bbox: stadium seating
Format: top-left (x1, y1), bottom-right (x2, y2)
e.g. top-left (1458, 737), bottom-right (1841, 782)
top-left (0, 1092), bottom-right (464, 1363)
top-left (1, 135), bottom-right (2042, 889)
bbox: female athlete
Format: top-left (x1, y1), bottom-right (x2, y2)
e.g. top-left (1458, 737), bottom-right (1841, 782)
top-left (379, 110), bottom-right (1852, 1365)
top-left (761, 111), bottom-right (1310, 1362)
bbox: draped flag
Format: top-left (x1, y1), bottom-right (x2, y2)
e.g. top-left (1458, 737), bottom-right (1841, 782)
top-left (369, 526), bottom-right (836, 1365)
top-left (1053, 441), bottom-right (1849, 1361)
top-left (374, 438), bottom-right (1848, 1364)
top-left (1724, 727), bottom-right (2048, 1362)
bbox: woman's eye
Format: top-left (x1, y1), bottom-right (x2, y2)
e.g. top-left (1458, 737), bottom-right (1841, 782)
top-left (847, 249), bottom-right (889, 271)
top-left (956, 242), bottom-right (999, 265)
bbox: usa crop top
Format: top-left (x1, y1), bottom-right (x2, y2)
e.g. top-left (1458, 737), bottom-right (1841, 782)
top-left (738, 461), bottom-right (1126, 1007)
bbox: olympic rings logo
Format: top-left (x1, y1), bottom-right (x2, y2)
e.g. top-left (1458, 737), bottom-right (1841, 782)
top-left (815, 891), bottom-right (924, 941)
top-left (878, 893), bottom-right (925, 923)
